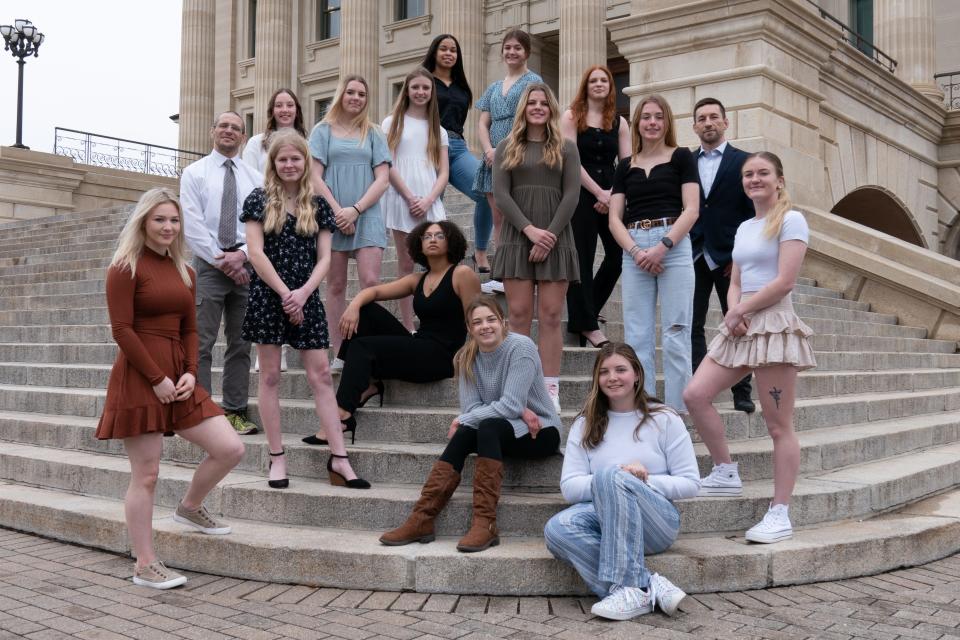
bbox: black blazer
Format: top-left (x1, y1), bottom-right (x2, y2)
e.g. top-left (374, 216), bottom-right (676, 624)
top-left (689, 143), bottom-right (755, 267)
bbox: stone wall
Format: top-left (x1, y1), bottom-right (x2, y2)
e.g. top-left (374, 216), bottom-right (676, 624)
top-left (0, 147), bottom-right (177, 223)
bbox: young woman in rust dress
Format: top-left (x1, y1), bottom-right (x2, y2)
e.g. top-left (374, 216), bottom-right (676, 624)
top-left (97, 187), bottom-right (244, 590)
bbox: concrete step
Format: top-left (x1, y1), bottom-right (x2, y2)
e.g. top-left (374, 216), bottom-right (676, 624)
top-left (1, 437), bottom-right (958, 535)
top-left (3, 383), bottom-right (958, 444)
top-left (4, 360), bottom-right (957, 408)
top-left (1, 406), bottom-right (957, 494)
top-left (2, 480), bottom-right (958, 594)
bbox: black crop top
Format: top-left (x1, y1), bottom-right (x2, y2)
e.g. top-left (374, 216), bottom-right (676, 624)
top-left (611, 146), bottom-right (698, 224)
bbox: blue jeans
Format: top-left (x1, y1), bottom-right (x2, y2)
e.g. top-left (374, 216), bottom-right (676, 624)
top-left (544, 467), bottom-right (681, 597)
top-left (447, 136), bottom-right (493, 251)
top-left (621, 226), bottom-right (694, 411)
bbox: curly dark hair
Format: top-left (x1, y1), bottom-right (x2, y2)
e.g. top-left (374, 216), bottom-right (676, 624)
top-left (406, 219), bottom-right (467, 268)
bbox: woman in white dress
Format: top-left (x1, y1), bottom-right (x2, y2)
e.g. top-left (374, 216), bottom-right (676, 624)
top-left (381, 67), bottom-right (450, 331)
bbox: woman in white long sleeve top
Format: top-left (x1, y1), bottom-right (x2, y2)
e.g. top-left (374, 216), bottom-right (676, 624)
top-left (544, 342), bottom-right (699, 621)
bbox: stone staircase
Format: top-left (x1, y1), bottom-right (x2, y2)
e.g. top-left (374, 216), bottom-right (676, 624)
top-left (1, 193), bottom-right (959, 596)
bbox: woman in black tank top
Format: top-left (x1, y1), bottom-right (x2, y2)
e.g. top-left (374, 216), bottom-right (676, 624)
top-left (560, 66), bottom-right (631, 348)
top-left (301, 220), bottom-right (481, 445)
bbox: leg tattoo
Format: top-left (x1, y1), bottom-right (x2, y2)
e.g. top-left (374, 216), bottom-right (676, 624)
top-left (769, 387), bottom-right (782, 410)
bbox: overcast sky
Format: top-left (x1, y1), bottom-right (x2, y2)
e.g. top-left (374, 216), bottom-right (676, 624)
top-left (0, 1), bottom-right (182, 153)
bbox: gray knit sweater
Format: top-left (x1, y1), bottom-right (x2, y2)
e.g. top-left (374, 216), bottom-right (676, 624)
top-left (456, 333), bottom-right (560, 438)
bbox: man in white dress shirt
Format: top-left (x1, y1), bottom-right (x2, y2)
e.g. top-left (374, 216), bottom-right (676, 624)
top-left (180, 111), bottom-right (263, 434)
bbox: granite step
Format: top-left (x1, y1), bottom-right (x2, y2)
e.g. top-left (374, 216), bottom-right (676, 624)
top-left (2, 481), bottom-right (958, 594)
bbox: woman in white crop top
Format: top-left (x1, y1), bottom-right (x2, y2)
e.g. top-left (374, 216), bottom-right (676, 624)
top-left (682, 151), bottom-right (816, 545)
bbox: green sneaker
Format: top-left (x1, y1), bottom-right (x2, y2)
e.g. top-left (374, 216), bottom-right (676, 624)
top-left (226, 411), bottom-right (258, 435)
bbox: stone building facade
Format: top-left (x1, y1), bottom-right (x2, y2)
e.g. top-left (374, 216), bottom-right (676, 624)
top-left (179, 0), bottom-right (960, 259)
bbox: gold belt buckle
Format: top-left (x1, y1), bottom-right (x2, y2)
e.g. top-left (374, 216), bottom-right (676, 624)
top-left (640, 219), bottom-right (652, 230)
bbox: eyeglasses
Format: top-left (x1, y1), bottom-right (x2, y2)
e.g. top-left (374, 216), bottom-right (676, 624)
top-left (422, 232), bottom-right (446, 241)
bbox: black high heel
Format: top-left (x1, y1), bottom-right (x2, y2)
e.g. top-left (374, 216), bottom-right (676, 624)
top-left (301, 415), bottom-right (357, 446)
top-left (268, 449), bottom-right (289, 489)
top-left (469, 253), bottom-right (491, 274)
top-left (579, 333), bottom-right (611, 348)
top-left (356, 380), bottom-right (384, 409)
top-left (327, 453), bottom-right (370, 489)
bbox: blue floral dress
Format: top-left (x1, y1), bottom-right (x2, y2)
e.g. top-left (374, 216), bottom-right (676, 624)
top-left (240, 189), bottom-right (337, 350)
top-left (308, 122), bottom-right (392, 252)
top-left (472, 70), bottom-right (543, 194)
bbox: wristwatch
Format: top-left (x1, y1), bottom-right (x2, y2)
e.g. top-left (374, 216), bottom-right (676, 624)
top-left (660, 237), bottom-right (674, 249)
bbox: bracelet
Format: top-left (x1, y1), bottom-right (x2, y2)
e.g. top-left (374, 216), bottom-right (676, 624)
top-left (628, 244), bottom-right (641, 256)
top-left (351, 204), bottom-right (361, 215)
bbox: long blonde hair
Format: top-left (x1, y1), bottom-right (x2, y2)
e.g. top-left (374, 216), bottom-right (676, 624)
top-left (262, 131), bottom-right (318, 237)
top-left (387, 67), bottom-right (443, 169)
top-left (630, 94), bottom-right (677, 155)
top-left (744, 152), bottom-right (794, 239)
top-left (111, 188), bottom-right (192, 287)
top-left (453, 295), bottom-right (507, 384)
top-left (499, 83), bottom-right (564, 171)
top-left (323, 74), bottom-right (375, 145)
top-left (579, 343), bottom-right (669, 450)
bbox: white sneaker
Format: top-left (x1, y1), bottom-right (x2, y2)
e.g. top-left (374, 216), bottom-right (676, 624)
top-left (591, 585), bottom-right (654, 621)
top-left (698, 462), bottom-right (743, 497)
top-left (650, 573), bottom-right (686, 617)
top-left (330, 357), bottom-right (344, 372)
top-left (132, 561), bottom-right (187, 590)
top-left (480, 279), bottom-right (505, 294)
top-left (745, 503), bottom-right (792, 543)
top-left (546, 382), bottom-right (561, 414)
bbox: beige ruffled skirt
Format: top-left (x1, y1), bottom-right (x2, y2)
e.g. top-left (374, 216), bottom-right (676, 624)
top-left (706, 294), bottom-right (816, 371)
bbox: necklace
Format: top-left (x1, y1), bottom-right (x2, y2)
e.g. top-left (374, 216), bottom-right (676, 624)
top-left (423, 270), bottom-right (443, 296)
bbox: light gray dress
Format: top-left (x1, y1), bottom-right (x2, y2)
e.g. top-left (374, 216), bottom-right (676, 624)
top-left (308, 122), bottom-right (392, 252)
top-left (492, 139), bottom-right (581, 282)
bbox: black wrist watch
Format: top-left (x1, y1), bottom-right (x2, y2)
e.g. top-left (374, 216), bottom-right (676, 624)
top-left (661, 237), bottom-right (674, 249)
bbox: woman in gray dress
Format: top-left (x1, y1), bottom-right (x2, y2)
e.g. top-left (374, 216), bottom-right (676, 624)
top-left (308, 75), bottom-right (392, 361)
top-left (493, 83), bottom-right (581, 413)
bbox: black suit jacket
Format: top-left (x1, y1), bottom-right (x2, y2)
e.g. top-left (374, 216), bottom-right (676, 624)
top-left (689, 143), bottom-right (755, 267)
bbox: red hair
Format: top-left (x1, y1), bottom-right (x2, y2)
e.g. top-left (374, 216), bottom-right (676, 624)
top-left (569, 65), bottom-right (617, 133)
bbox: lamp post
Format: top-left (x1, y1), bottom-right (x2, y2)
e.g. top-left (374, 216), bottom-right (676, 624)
top-left (0, 19), bottom-right (44, 149)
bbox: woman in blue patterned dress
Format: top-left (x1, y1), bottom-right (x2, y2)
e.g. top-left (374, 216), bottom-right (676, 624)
top-left (243, 130), bottom-right (369, 490)
top-left (474, 28), bottom-right (542, 293)
top-left (308, 75), bottom-right (392, 362)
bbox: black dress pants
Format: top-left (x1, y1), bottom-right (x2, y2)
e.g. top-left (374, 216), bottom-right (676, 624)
top-left (440, 418), bottom-right (560, 473)
top-left (566, 196), bottom-right (622, 334)
top-left (336, 303), bottom-right (455, 413)
top-left (691, 255), bottom-right (752, 397)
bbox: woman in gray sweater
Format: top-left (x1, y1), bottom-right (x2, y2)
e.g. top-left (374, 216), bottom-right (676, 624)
top-left (380, 295), bottom-right (560, 552)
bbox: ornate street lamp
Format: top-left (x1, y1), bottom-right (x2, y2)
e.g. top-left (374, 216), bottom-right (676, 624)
top-left (0, 19), bottom-right (44, 149)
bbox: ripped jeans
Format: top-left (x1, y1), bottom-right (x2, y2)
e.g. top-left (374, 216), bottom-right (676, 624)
top-left (621, 225), bottom-right (694, 411)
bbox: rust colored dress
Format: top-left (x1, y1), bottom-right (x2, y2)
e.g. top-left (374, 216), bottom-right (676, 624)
top-left (96, 248), bottom-right (224, 440)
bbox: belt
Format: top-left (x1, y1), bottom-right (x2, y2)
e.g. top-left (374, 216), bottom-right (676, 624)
top-left (446, 129), bottom-right (463, 140)
top-left (220, 244), bottom-right (243, 252)
top-left (625, 217), bottom-right (678, 230)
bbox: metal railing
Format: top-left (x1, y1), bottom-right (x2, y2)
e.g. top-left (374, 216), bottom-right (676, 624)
top-left (53, 127), bottom-right (204, 177)
top-left (805, 0), bottom-right (897, 73)
top-left (935, 71), bottom-right (960, 111)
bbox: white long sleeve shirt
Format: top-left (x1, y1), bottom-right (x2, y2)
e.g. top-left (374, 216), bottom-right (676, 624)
top-left (180, 149), bottom-right (264, 265)
top-left (560, 409), bottom-right (701, 503)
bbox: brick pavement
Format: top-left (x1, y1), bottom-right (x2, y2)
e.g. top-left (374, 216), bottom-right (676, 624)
top-left (2, 527), bottom-right (960, 639)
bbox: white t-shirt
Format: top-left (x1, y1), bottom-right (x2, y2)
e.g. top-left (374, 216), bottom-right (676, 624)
top-left (732, 210), bottom-right (809, 293)
top-left (560, 409), bottom-right (700, 503)
top-left (241, 133), bottom-right (269, 172)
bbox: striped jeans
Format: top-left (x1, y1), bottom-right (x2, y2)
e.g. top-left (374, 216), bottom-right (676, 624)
top-left (543, 466), bottom-right (681, 597)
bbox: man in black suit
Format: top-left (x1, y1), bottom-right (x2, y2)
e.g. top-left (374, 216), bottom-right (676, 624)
top-left (690, 98), bottom-right (755, 413)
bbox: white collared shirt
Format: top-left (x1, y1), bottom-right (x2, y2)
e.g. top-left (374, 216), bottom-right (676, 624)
top-left (180, 149), bottom-right (264, 265)
top-left (697, 140), bottom-right (727, 199)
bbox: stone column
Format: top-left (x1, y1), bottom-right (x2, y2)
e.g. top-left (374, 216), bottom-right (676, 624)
top-left (875, 0), bottom-right (942, 102)
top-left (438, 1), bottom-right (485, 150)
top-left (559, 0), bottom-right (607, 108)
top-left (178, 0), bottom-right (216, 155)
top-left (340, 1), bottom-right (380, 118)
top-left (252, 0), bottom-right (294, 133)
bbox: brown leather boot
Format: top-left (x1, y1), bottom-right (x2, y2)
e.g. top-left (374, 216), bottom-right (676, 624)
top-left (456, 457), bottom-right (503, 553)
top-left (380, 460), bottom-right (460, 545)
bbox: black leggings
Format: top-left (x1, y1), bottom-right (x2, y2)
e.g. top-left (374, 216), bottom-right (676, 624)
top-left (439, 418), bottom-right (561, 473)
top-left (336, 303), bottom-right (454, 413)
